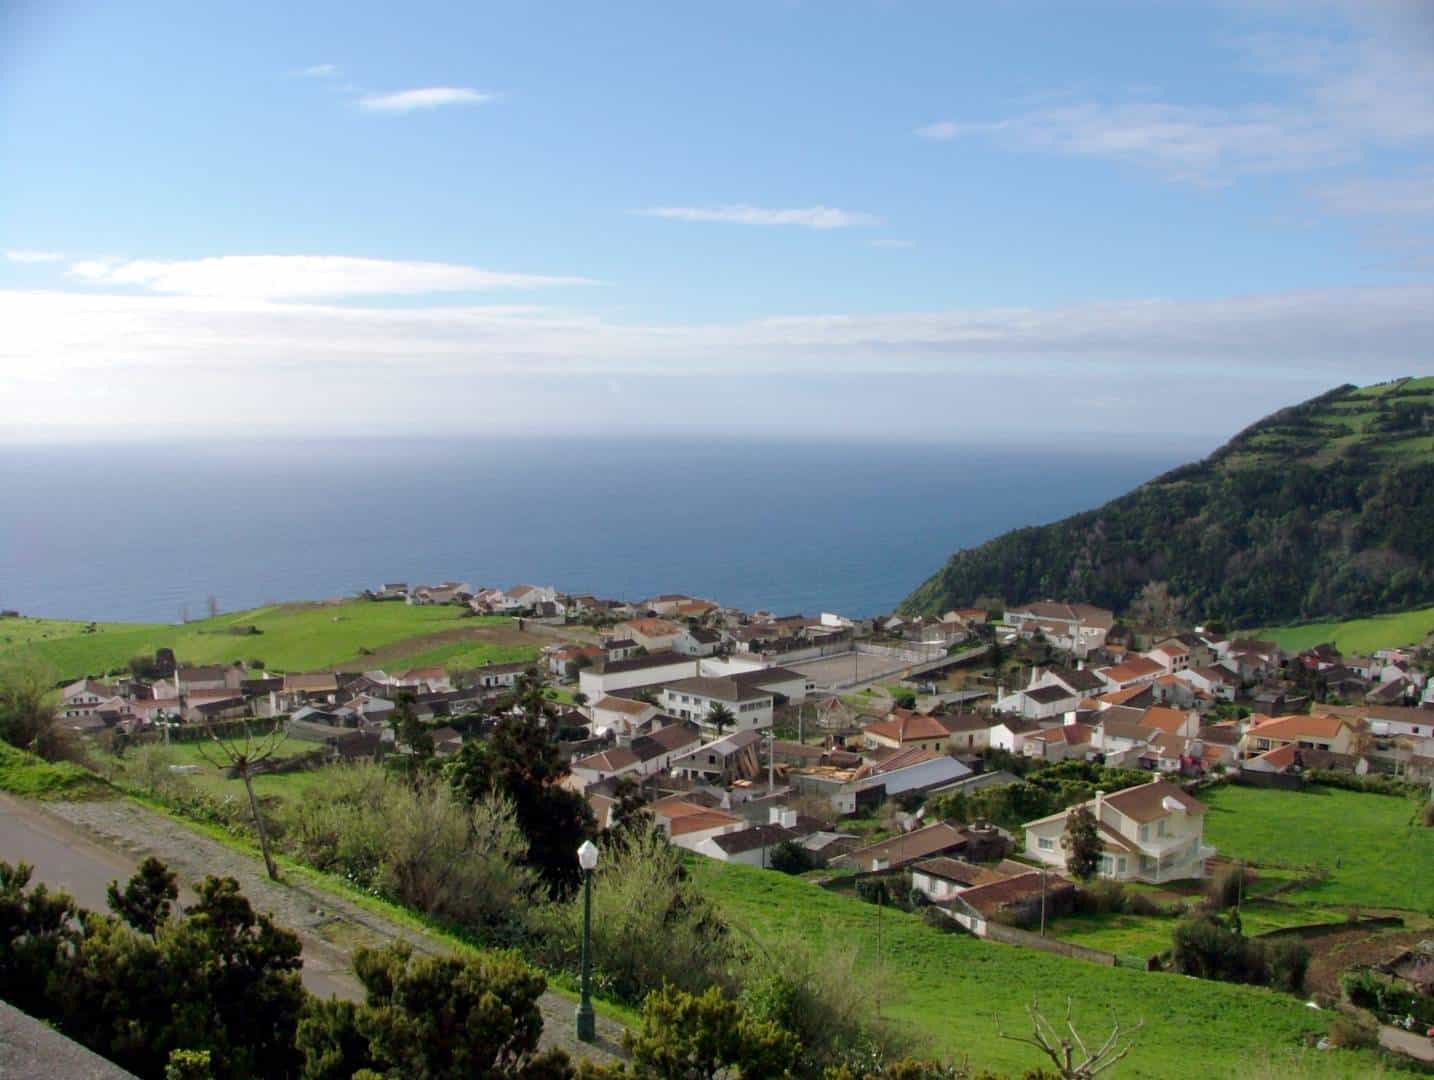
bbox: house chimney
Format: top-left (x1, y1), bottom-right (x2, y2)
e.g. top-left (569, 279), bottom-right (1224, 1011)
top-left (1094, 789), bottom-right (1105, 820)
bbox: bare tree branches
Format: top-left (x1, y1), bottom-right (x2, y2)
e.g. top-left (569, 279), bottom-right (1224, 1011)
top-left (194, 721), bottom-right (289, 880)
top-left (994, 997), bottom-right (1143, 1079)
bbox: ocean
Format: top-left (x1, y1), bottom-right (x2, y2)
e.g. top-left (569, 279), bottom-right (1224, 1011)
top-left (0, 438), bottom-right (1194, 623)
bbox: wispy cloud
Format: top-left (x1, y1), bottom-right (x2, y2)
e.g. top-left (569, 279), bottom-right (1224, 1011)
top-left (9, 280), bottom-right (1431, 377)
top-left (296, 63), bottom-right (339, 79)
top-left (637, 205), bottom-right (881, 229)
top-left (1316, 169), bottom-right (1434, 215)
top-left (65, 255), bottom-right (597, 300)
top-left (917, 6), bottom-right (1434, 186)
top-left (358, 87), bottom-right (499, 113)
top-left (5, 250), bottom-right (65, 263)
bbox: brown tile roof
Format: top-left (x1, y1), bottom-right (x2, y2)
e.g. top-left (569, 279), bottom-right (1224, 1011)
top-left (864, 709), bottom-right (951, 744)
top-left (573, 747), bottom-right (640, 773)
top-left (957, 871), bottom-right (1073, 917)
top-left (595, 695), bottom-right (656, 715)
top-left (1103, 779), bottom-right (1205, 823)
top-left (1141, 706), bottom-right (1192, 735)
top-left (669, 809), bottom-right (744, 837)
top-left (1245, 713), bottom-right (1352, 741)
top-left (841, 821), bottom-right (968, 869)
top-left (912, 856), bottom-right (1006, 887)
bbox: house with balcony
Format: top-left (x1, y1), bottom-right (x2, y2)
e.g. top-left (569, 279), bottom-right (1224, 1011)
top-left (1022, 779), bottom-right (1214, 884)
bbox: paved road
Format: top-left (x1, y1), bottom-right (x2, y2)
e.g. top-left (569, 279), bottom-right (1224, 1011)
top-left (1381, 1024), bottom-right (1434, 1064)
top-left (0, 793), bottom-right (624, 1063)
top-left (0, 794), bottom-right (359, 1001)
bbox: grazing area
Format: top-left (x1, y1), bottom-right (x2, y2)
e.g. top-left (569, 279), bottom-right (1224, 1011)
top-left (1200, 783), bottom-right (1434, 913)
top-left (0, 742), bottom-right (109, 799)
top-left (1259, 604), bottom-right (1434, 655)
top-left (687, 858), bottom-right (1377, 1078)
top-left (0, 602), bottom-right (539, 680)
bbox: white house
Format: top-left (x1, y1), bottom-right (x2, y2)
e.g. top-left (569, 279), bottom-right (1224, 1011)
top-left (1023, 780), bottom-right (1214, 884)
top-left (675, 626), bottom-right (723, 657)
top-left (1003, 602), bottom-right (1114, 657)
top-left (989, 715), bottom-right (1044, 754)
top-left (579, 652), bottom-right (699, 700)
top-left (660, 676), bottom-right (774, 733)
top-left (589, 695), bottom-right (659, 737)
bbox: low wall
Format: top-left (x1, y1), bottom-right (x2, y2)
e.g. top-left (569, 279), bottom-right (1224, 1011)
top-left (1255, 915), bottom-right (1404, 941)
top-left (981, 921), bottom-right (1119, 966)
top-left (1235, 768), bottom-right (1304, 790)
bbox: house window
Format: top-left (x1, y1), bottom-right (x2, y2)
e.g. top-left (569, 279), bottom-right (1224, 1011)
top-left (1156, 819), bottom-right (1167, 838)
top-left (1037, 836), bottom-right (1054, 851)
top-left (1117, 857), bottom-right (1127, 874)
top-left (1139, 825), bottom-right (1149, 842)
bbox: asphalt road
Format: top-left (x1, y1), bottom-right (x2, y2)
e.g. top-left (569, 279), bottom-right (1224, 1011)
top-left (0, 793), bottom-right (360, 1001)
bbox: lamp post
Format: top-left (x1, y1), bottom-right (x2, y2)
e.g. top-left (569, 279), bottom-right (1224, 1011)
top-left (575, 839), bottom-right (599, 1043)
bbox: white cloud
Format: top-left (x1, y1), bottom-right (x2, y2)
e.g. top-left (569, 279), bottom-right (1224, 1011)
top-left (5, 281), bottom-right (1430, 380)
top-left (65, 255), bottom-right (597, 300)
top-left (297, 63), bottom-right (339, 78)
top-left (358, 87), bottom-right (498, 113)
top-left (637, 205), bottom-right (882, 229)
top-left (5, 250), bottom-right (64, 263)
top-left (1316, 169), bottom-right (1434, 215)
top-left (920, 6), bottom-right (1434, 186)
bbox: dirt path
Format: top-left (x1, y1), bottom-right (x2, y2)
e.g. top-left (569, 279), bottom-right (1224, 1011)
top-left (0, 794), bottom-right (624, 1064)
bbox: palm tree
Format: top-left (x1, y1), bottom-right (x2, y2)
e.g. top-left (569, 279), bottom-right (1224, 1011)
top-left (706, 703), bottom-right (735, 738)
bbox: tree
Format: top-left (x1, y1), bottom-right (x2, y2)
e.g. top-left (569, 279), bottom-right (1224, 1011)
top-left (446, 707), bottom-right (595, 895)
top-left (619, 984), bottom-right (799, 1080)
top-left (106, 855), bottom-right (178, 937)
top-left (995, 998), bottom-right (1142, 1079)
top-left (193, 722), bottom-right (287, 880)
top-left (1060, 804), bottom-right (1101, 882)
top-left (705, 703), bottom-right (735, 737)
top-left (349, 942), bottom-right (575, 1079)
top-left (388, 694), bottom-right (434, 780)
top-left (0, 659), bottom-right (65, 760)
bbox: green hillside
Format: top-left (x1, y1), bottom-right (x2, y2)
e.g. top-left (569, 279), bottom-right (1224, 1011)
top-left (903, 377), bottom-right (1434, 628)
top-left (690, 859), bottom-right (1376, 1078)
top-left (0, 602), bottom-right (537, 681)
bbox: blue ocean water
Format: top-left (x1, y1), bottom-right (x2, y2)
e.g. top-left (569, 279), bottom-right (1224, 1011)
top-left (0, 438), bottom-right (1194, 623)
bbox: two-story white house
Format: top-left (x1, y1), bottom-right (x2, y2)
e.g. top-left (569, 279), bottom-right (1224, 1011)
top-left (660, 676), bottom-right (774, 732)
top-left (1022, 780), bottom-right (1214, 884)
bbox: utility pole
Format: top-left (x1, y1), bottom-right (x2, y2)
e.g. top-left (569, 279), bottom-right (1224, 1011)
top-left (1040, 867), bottom-right (1048, 937)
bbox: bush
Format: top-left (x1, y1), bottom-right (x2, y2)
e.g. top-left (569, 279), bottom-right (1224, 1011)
top-left (921, 905), bottom-right (963, 933)
top-left (1326, 1013), bottom-right (1377, 1050)
top-left (1304, 770), bottom-right (1423, 799)
top-left (1265, 938), bottom-right (1310, 994)
top-left (528, 824), bottom-right (733, 1004)
top-left (1343, 969), bottom-right (1434, 1025)
top-left (769, 839), bottom-right (813, 875)
top-left (1422, 800), bottom-right (1434, 828)
top-left (1205, 864), bottom-right (1251, 910)
top-left (1075, 880), bottom-right (1127, 915)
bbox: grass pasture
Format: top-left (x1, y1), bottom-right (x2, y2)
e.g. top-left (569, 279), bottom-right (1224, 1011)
top-left (1200, 784), bottom-right (1434, 913)
top-left (688, 859), bottom-right (1379, 1078)
top-left (0, 602), bottom-right (539, 681)
top-left (0, 742), bottom-right (110, 800)
top-left (1260, 604), bottom-right (1434, 655)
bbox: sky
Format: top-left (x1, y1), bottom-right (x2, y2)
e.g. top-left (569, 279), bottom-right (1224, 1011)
top-left (3, 0), bottom-right (1433, 444)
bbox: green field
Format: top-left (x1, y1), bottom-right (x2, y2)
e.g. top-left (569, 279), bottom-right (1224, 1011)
top-left (1047, 900), bottom-right (1346, 963)
top-left (1260, 604), bottom-right (1434, 655)
top-left (0, 602), bottom-right (537, 680)
top-left (1201, 784), bottom-right (1433, 913)
top-left (688, 860), bottom-right (1378, 1078)
top-left (0, 742), bottom-right (110, 800)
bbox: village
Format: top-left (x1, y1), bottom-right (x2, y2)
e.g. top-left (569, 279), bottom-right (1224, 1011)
top-left (51, 586), bottom-right (1432, 911)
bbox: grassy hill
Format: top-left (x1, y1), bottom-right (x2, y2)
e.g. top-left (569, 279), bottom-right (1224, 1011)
top-left (689, 859), bottom-right (1378, 1078)
top-left (903, 377), bottom-right (1434, 629)
top-left (1259, 603), bottom-right (1434, 655)
top-left (0, 601), bottom-right (539, 681)
top-left (1200, 784), bottom-right (1434, 913)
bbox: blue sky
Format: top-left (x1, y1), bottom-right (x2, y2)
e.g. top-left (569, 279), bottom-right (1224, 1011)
top-left (2, 0), bottom-right (1432, 443)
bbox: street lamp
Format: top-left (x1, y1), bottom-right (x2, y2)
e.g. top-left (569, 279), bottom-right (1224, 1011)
top-left (575, 839), bottom-right (599, 1043)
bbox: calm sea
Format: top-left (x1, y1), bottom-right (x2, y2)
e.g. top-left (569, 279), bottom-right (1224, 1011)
top-left (0, 438), bottom-right (1194, 623)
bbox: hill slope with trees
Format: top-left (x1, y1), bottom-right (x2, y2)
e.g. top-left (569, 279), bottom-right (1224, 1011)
top-left (902, 377), bottom-right (1434, 628)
